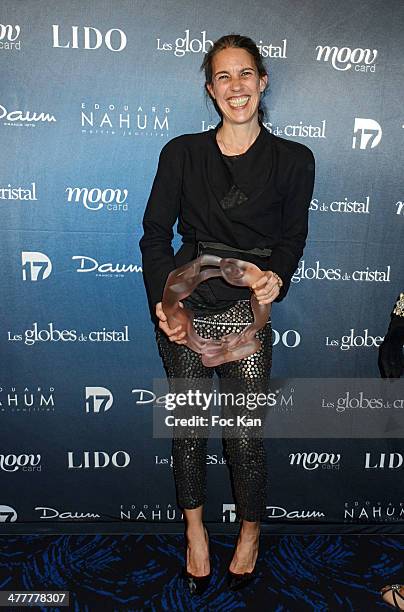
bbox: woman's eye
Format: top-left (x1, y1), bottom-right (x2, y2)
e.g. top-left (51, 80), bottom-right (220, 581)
top-left (241, 71), bottom-right (253, 77)
top-left (218, 74), bottom-right (228, 80)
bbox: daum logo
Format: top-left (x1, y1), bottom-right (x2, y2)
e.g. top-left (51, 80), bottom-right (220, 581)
top-left (265, 506), bottom-right (326, 520)
top-left (315, 45), bottom-right (377, 72)
top-left (72, 256), bottom-right (142, 276)
top-left (35, 507), bottom-right (101, 520)
top-left (352, 118), bottom-right (382, 149)
top-left (0, 104), bottom-right (56, 127)
top-left (0, 24), bottom-right (21, 50)
top-left (85, 387), bottom-right (113, 413)
top-left (52, 25), bottom-right (127, 52)
top-left (21, 252), bottom-right (52, 281)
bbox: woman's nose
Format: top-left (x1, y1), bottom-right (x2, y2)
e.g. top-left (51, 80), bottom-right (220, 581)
top-left (230, 77), bottom-right (242, 90)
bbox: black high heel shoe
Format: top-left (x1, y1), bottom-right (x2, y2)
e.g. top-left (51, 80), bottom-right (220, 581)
top-left (227, 527), bottom-right (259, 591)
top-left (182, 525), bottom-right (211, 595)
top-left (227, 568), bottom-right (256, 591)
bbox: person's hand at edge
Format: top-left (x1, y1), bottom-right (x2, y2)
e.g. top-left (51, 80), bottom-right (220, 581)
top-left (156, 301), bottom-right (188, 345)
top-left (251, 270), bottom-right (283, 304)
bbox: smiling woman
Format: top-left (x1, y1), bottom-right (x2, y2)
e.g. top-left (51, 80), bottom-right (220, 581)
top-left (202, 37), bottom-right (269, 153)
top-left (206, 48), bottom-right (266, 153)
top-left (139, 32), bottom-right (315, 596)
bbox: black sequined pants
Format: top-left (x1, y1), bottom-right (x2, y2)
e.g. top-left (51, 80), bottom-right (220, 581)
top-left (155, 300), bottom-right (272, 522)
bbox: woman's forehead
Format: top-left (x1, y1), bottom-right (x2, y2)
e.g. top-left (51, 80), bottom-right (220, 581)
top-left (212, 47), bottom-right (255, 71)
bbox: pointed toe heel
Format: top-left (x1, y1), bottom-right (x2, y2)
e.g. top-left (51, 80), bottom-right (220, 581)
top-left (227, 568), bottom-right (256, 591)
top-left (182, 566), bottom-right (212, 595)
top-left (182, 523), bottom-right (211, 596)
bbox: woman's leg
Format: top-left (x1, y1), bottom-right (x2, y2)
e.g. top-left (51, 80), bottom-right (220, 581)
top-left (217, 316), bottom-right (272, 523)
top-left (215, 302), bottom-right (272, 572)
top-left (155, 327), bottom-right (214, 512)
top-left (155, 327), bottom-right (213, 575)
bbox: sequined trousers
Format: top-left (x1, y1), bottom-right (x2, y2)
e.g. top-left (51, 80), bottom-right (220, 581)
top-left (155, 300), bottom-right (272, 522)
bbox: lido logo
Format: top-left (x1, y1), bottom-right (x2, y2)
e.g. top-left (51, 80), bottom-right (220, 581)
top-left (352, 118), bottom-right (382, 149)
top-left (67, 451), bottom-right (131, 469)
top-left (52, 25), bottom-right (127, 52)
top-left (85, 387), bottom-right (113, 413)
top-left (272, 328), bottom-right (301, 348)
top-left (21, 251), bottom-right (52, 281)
top-left (365, 453), bottom-right (403, 469)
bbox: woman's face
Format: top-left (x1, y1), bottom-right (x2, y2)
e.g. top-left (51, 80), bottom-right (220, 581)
top-left (206, 47), bottom-right (267, 127)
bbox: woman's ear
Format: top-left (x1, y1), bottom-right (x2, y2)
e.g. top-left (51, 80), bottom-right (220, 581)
top-left (260, 74), bottom-right (269, 92)
top-left (206, 82), bottom-right (215, 100)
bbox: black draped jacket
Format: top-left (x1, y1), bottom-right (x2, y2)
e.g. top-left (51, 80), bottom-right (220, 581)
top-left (139, 123), bottom-right (315, 324)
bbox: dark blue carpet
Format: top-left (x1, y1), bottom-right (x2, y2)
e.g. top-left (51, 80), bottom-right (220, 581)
top-left (0, 534), bottom-right (403, 611)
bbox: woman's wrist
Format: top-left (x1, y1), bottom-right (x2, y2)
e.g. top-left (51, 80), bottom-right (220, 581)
top-left (271, 271), bottom-right (283, 288)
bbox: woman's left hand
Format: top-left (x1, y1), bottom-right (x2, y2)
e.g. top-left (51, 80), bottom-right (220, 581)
top-left (251, 271), bottom-right (283, 304)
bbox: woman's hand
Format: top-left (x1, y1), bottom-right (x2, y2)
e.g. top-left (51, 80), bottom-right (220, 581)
top-left (251, 271), bottom-right (283, 304)
top-left (155, 301), bottom-right (188, 344)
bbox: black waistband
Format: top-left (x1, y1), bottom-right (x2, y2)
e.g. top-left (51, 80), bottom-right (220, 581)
top-left (197, 241), bottom-right (272, 258)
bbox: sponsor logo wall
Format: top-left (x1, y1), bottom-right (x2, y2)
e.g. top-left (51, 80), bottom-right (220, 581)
top-left (0, 0), bottom-right (403, 531)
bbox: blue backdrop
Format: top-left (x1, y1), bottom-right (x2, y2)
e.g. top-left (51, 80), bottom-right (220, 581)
top-left (0, 0), bottom-right (403, 531)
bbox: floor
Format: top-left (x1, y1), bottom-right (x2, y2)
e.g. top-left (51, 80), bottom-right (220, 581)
top-left (0, 533), bottom-right (402, 611)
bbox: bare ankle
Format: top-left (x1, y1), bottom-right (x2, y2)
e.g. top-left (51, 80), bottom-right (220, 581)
top-left (186, 523), bottom-right (206, 539)
top-left (240, 520), bottom-right (260, 538)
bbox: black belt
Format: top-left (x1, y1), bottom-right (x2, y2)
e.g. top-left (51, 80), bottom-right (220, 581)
top-left (197, 241), bottom-right (272, 258)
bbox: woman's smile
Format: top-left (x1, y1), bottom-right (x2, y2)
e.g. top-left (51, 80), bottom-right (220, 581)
top-left (227, 96), bottom-right (250, 109)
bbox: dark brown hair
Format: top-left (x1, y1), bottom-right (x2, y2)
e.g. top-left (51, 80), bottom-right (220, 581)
top-left (200, 34), bottom-right (269, 123)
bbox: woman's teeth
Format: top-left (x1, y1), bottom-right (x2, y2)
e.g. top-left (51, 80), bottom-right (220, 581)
top-left (228, 97), bottom-right (249, 108)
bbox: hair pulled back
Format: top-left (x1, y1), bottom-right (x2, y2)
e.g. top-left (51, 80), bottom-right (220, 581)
top-left (200, 33), bottom-right (269, 123)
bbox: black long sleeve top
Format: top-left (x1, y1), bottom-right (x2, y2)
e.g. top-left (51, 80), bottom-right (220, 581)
top-left (139, 122), bottom-right (315, 324)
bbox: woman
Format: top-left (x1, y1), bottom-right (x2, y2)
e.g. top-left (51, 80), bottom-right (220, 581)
top-left (139, 34), bottom-right (315, 594)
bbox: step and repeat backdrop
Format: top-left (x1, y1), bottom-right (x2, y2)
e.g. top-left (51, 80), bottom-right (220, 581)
top-left (0, 0), bottom-right (403, 531)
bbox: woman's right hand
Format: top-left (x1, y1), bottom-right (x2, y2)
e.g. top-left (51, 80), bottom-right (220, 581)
top-left (156, 302), bottom-right (188, 345)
